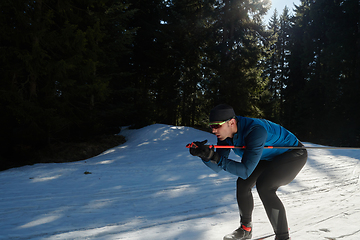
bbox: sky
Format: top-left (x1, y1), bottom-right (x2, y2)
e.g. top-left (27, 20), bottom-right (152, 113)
top-left (264, 0), bottom-right (301, 23)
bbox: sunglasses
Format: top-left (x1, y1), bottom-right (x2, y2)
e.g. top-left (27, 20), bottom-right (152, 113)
top-left (209, 117), bottom-right (234, 129)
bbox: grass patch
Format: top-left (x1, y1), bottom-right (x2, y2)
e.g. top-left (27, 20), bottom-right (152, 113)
top-left (0, 134), bottom-right (126, 171)
top-left (37, 135), bottom-right (126, 163)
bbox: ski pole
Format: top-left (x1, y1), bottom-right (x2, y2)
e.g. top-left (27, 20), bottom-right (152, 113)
top-left (186, 143), bottom-right (360, 150)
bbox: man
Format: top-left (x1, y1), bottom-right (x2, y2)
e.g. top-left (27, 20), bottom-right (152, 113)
top-left (189, 104), bottom-right (307, 240)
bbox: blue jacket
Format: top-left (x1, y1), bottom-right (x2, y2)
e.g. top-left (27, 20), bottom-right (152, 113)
top-left (203, 116), bottom-right (299, 179)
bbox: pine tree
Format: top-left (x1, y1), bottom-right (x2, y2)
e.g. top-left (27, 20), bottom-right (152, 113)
top-left (282, 0), bottom-right (311, 138)
top-left (209, 0), bottom-right (270, 117)
top-left (284, 0), bottom-right (360, 145)
top-left (262, 9), bottom-right (280, 121)
top-left (165, 0), bottom-right (218, 126)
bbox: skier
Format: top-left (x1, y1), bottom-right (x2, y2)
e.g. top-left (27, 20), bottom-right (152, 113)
top-left (189, 104), bottom-right (307, 240)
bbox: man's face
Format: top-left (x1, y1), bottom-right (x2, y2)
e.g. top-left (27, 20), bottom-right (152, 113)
top-left (210, 119), bottom-right (235, 141)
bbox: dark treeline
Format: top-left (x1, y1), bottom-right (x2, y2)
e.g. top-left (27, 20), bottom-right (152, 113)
top-left (1, 0), bottom-right (359, 168)
top-left (284, 0), bottom-right (360, 146)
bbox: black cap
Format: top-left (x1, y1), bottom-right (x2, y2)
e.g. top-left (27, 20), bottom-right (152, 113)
top-left (209, 104), bottom-right (235, 122)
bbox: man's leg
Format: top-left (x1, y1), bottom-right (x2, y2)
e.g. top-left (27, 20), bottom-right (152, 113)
top-left (223, 161), bottom-right (269, 240)
top-left (256, 148), bottom-right (307, 239)
top-left (236, 160), bottom-right (269, 224)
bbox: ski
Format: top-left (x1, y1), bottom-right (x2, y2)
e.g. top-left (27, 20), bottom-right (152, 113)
top-left (251, 233), bottom-right (275, 240)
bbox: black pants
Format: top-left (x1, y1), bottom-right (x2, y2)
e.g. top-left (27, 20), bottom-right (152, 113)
top-left (236, 146), bottom-right (307, 239)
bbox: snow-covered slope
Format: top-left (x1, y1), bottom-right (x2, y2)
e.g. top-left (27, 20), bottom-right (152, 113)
top-left (0, 124), bottom-right (359, 239)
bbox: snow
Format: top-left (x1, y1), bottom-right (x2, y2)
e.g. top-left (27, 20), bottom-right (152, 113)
top-left (0, 124), bottom-right (360, 240)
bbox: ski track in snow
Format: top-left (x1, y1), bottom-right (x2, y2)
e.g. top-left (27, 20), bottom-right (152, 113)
top-left (0, 124), bottom-right (360, 240)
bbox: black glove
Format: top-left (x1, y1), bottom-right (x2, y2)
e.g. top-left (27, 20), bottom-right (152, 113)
top-left (189, 140), bottom-right (220, 164)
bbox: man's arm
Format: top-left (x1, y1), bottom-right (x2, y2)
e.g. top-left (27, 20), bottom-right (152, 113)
top-left (218, 125), bottom-right (267, 179)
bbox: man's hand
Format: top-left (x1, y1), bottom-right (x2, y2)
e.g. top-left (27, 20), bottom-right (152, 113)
top-left (189, 140), bottom-right (220, 163)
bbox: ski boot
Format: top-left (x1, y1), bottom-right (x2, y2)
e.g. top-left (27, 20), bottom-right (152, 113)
top-left (223, 222), bottom-right (252, 240)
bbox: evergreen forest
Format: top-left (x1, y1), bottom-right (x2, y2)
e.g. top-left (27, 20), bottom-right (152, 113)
top-left (1, 0), bottom-right (360, 169)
